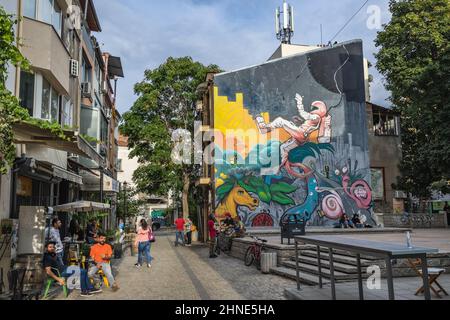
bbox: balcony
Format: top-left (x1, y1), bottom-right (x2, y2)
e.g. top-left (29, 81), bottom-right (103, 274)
top-left (22, 18), bottom-right (71, 95)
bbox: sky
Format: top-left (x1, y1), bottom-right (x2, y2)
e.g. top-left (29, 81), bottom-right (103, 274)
top-left (93, 0), bottom-right (392, 114)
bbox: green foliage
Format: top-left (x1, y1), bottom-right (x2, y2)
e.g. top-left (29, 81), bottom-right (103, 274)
top-left (116, 186), bottom-right (146, 220)
top-left (80, 133), bottom-right (99, 144)
top-left (375, 0), bottom-right (450, 198)
top-left (0, 7), bottom-right (29, 174)
top-left (25, 118), bottom-right (70, 141)
top-left (218, 173), bottom-right (297, 206)
top-left (120, 57), bottom-right (221, 207)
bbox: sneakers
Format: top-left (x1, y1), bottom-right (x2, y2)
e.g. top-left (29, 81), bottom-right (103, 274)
top-left (135, 263), bottom-right (142, 268)
top-left (147, 264), bottom-right (152, 268)
top-left (80, 292), bottom-right (93, 297)
top-left (90, 288), bottom-right (103, 294)
top-left (209, 255), bottom-right (218, 259)
top-left (112, 283), bottom-right (120, 292)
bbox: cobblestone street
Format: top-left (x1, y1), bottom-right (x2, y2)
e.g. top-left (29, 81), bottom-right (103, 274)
top-left (60, 235), bottom-right (294, 300)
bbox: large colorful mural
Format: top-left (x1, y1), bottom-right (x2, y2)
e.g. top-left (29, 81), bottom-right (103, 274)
top-left (213, 40), bottom-right (375, 228)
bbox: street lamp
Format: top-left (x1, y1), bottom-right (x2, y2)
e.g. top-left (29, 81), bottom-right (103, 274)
top-left (123, 181), bottom-right (128, 223)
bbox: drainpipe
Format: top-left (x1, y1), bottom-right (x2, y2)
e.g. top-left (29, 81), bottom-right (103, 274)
top-left (14, 0), bottom-right (23, 97)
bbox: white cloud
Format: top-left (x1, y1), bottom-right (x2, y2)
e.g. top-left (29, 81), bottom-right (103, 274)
top-left (93, 0), bottom-right (392, 113)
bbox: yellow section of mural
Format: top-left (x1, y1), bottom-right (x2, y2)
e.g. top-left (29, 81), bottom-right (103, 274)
top-left (213, 86), bottom-right (291, 159)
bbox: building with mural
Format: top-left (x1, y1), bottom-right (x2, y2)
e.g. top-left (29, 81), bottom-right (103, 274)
top-left (197, 40), bottom-right (376, 234)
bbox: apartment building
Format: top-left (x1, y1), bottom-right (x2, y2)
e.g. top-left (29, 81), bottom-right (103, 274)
top-left (0, 0), bottom-right (123, 269)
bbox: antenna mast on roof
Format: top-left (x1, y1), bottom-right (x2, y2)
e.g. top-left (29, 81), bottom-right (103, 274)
top-left (275, 1), bottom-right (295, 44)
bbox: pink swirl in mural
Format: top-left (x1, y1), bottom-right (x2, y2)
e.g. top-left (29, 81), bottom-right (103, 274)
top-left (342, 175), bottom-right (372, 209)
top-left (318, 190), bottom-right (345, 220)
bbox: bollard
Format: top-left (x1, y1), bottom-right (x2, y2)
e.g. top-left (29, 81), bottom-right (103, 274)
top-left (261, 252), bottom-right (277, 274)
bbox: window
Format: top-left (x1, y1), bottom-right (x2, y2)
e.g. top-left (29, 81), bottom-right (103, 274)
top-left (61, 97), bottom-right (73, 127)
top-left (39, 0), bottom-right (52, 24)
top-left (51, 0), bottom-right (62, 36)
top-left (40, 77), bottom-right (59, 122)
top-left (19, 71), bottom-right (35, 116)
top-left (24, 0), bottom-right (63, 36)
top-left (100, 112), bottom-right (108, 145)
top-left (23, 0), bottom-right (37, 19)
top-left (80, 105), bottom-right (99, 147)
top-left (81, 56), bottom-right (92, 84)
top-left (373, 112), bottom-right (400, 136)
top-left (117, 159), bottom-right (123, 171)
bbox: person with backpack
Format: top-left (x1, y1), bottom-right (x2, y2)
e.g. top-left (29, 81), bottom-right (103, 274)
top-left (135, 219), bottom-right (153, 268)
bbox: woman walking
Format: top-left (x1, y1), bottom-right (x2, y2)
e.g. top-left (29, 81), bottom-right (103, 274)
top-left (135, 219), bottom-right (153, 268)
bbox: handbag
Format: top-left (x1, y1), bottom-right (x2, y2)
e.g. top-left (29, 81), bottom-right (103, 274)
top-left (148, 230), bottom-right (156, 243)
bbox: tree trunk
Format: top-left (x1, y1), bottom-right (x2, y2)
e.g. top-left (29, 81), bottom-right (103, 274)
top-left (182, 173), bottom-right (190, 219)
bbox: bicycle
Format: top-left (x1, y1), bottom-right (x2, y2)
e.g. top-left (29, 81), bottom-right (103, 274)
top-left (244, 236), bottom-right (268, 270)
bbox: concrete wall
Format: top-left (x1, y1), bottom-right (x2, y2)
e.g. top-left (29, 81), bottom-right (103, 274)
top-left (213, 40), bottom-right (375, 228)
top-left (21, 18), bottom-right (70, 95)
top-left (117, 145), bottom-right (139, 187)
top-left (366, 104), bottom-right (402, 212)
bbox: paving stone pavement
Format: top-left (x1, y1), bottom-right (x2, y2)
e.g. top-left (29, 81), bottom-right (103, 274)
top-left (59, 235), bottom-right (295, 300)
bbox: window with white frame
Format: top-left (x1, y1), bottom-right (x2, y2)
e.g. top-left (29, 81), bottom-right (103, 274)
top-left (61, 97), bottom-right (73, 128)
top-left (23, 0), bottom-right (63, 37)
top-left (19, 71), bottom-right (60, 123)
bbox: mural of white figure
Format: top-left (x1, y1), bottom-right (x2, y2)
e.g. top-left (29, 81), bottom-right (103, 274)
top-left (256, 94), bottom-right (332, 177)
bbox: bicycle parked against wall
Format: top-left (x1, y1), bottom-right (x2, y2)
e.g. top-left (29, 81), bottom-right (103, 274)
top-left (244, 236), bottom-right (268, 270)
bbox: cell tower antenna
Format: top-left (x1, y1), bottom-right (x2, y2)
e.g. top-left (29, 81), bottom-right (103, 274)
top-left (275, 0), bottom-right (295, 44)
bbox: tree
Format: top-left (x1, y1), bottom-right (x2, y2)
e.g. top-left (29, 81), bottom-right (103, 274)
top-left (120, 57), bottom-right (220, 218)
top-left (0, 6), bottom-right (29, 174)
top-left (375, 0), bottom-right (450, 199)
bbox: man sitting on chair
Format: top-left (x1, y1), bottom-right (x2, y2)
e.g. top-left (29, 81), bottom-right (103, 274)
top-left (43, 242), bottom-right (101, 297)
top-left (88, 233), bottom-right (119, 291)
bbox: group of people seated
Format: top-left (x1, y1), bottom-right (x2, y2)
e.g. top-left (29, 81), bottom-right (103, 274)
top-left (43, 226), bottom-right (120, 298)
top-left (220, 213), bottom-right (246, 238)
top-left (337, 213), bottom-right (373, 229)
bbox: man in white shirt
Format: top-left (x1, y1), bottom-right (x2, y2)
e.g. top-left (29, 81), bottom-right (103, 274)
top-left (45, 218), bottom-right (65, 267)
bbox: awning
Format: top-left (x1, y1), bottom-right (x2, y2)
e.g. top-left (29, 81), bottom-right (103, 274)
top-left (53, 165), bottom-right (83, 185)
top-left (13, 122), bottom-right (104, 166)
top-left (79, 170), bottom-right (120, 193)
top-left (53, 201), bottom-right (111, 213)
top-left (108, 56), bottom-right (124, 78)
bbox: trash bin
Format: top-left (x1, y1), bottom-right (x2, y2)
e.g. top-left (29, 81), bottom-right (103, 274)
top-left (280, 213), bottom-right (306, 245)
top-left (261, 252), bottom-right (277, 274)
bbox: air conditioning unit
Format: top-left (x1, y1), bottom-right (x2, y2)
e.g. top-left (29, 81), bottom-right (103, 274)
top-left (70, 59), bottom-right (79, 77)
top-left (394, 191), bottom-right (408, 199)
top-left (81, 82), bottom-right (92, 98)
top-left (106, 109), bottom-right (112, 120)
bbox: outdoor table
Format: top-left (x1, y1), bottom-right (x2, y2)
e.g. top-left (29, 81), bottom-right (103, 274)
top-left (294, 235), bottom-right (440, 300)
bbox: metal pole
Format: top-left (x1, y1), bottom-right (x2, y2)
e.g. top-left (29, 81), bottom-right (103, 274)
top-left (385, 257), bottom-right (395, 300)
top-left (329, 248), bottom-right (336, 300)
top-left (356, 254), bottom-right (364, 300)
top-left (295, 240), bottom-right (300, 291)
top-left (99, 167), bottom-right (104, 203)
top-left (317, 246), bottom-right (323, 289)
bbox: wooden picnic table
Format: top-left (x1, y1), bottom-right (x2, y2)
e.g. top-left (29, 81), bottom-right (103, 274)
top-left (294, 235), bottom-right (440, 300)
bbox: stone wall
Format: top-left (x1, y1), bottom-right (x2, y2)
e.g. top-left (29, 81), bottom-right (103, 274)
top-left (383, 213), bottom-right (447, 229)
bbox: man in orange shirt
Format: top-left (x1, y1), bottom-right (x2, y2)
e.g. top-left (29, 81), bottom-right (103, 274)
top-left (88, 233), bottom-right (119, 291)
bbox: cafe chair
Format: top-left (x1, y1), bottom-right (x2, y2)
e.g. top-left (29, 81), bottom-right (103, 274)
top-left (42, 268), bottom-right (69, 300)
top-left (408, 258), bottom-right (449, 299)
